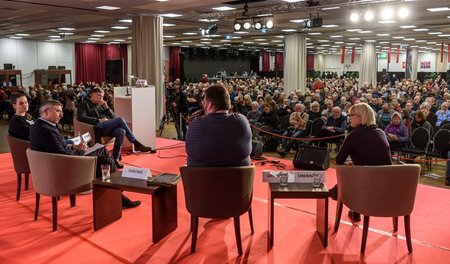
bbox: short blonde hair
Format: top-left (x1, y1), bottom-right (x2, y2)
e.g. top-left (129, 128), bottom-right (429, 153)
top-left (348, 103), bottom-right (376, 126)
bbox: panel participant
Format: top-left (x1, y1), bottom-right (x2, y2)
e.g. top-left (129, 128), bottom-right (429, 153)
top-left (77, 87), bottom-right (154, 168)
top-left (186, 85), bottom-right (252, 166)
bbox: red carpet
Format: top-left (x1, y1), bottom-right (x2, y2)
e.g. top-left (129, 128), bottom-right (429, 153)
top-left (1, 137), bottom-right (450, 263)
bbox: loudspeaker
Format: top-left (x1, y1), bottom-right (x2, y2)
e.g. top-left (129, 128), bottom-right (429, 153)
top-left (106, 59), bottom-right (124, 85)
top-left (251, 140), bottom-right (263, 158)
top-left (293, 145), bottom-right (329, 171)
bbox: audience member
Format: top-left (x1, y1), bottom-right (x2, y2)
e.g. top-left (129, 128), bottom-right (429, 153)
top-left (8, 92), bottom-right (34, 141)
top-left (278, 103), bottom-right (309, 157)
top-left (384, 112), bottom-right (409, 152)
top-left (317, 106), bottom-right (347, 148)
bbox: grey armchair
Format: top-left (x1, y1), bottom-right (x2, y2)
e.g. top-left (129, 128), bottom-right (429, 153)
top-left (7, 135), bottom-right (31, 201)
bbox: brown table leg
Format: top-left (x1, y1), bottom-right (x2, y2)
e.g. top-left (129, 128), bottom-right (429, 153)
top-left (152, 185), bottom-right (178, 243)
top-left (269, 193), bottom-right (275, 248)
top-left (93, 185), bottom-right (122, 230)
top-left (316, 197), bottom-right (328, 247)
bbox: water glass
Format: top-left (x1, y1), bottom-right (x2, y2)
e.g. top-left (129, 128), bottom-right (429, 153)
top-left (312, 173), bottom-right (322, 188)
top-left (101, 163), bottom-right (110, 181)
top-left (278, 171), bottom-right (288, 187)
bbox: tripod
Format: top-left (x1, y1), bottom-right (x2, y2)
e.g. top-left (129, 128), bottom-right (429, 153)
top-left (158, 103), bottom-right (180, 138)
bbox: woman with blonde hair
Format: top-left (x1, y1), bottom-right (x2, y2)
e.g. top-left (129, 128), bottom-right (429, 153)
top-left (331, 103), bottom-right (392, 222)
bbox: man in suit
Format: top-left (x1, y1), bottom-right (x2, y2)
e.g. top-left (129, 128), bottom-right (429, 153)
top-left (30, 100), bottom-right (140, 209)
top-left (77, 87), bottom-right (154, 168)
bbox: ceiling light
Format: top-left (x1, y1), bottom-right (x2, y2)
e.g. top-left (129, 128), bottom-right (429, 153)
top-left (88, 38), bottom-right (100, 40)
top-left (330, 35), bottom-right (343, 38)
top-left (429, 32), bottom-right (442, 35)
top-left (281, 29), bottom-right (297, 32)
top-left (163, 23), bottom-right (176, 27)
top-left (378, 20), bottom-right (397, 24)
top-left (400, 25), bottom-right (416, 29)
top-left (49, 35), bottom-right (60, 38)
top-left (349, 37), bottom-right (360, 40)
top-left (160, 13), bottom-right (182, 17)
top-left (364, 10), bottom-right (374, 21)
top-left (47, 39), bottom-right (63, 42)
top-left (201, 24), bottom-right (218, 36)
top-left (275, 35), bottom-right (285, 38)
top-left (438, 34), bottom-right (450, 37)
top-left (322, 24), bottom-right (338, 28)
top-left (198, 18), bottom-right (219, 22)
top-left (346, 28), bottom-right (361, 32)
top-left (234, 31), bottom-right (249, 34)
top-left (377, 33), bottom-right (390, 36)
top-left (181, 40), bottom-right (192, 43)
top-left (283, 0), bottom-right (305, 2)
top-left (15, 33), bottom-right (30, 36)
top-left (308, 32), bottom-right (322, 35)
top-left (254, 38), bottom-right (266, 41)
top-left (9, 36), bottom-right (23, 39)
top-left (290, 19), bottom-right (306, 23)
top-left (254, 21), bottom-right (262, 30)
top-left (59, 32), bottom-right (74, 35)
top-left (183, 32), bottom-right (197, 35)
top-left (95, 30), bottom-right (110, 33)
top-left (113, 39), bottom-right (125, 42)
top-left (266, 19), bottom-right (274, 29)
top-left (398, 7), bottom-right (409, 18)
top-left (413, 28), bottom-right (429, 31)
top-left (84, 41), bottom-right (97, 43)
top-left (243, 21), bottom-right (252, 30)
top-left (243, 42), bottom-right (254, 44)
top-left (392, 36), bottom-right (405, 39)
top-left (91, 34), bottom-right (105, 37)
top-left (212, 6), bottom-right (236, 11)
top-left (404, 38), bottom-right (415, 41)
top-left (427, 7), bottom-right (450, 12)
top-left (119, 19), bottom-right (132, 23)
top-left (58, 27), bottom-right (75, 31)
top-left (272, 40), bottom-right (283, 42)
top-left (209, 34), bottom-right (221, 37)
top-left (257, 13), bottom-right (273, 17)
top-left (156, 0), bottom-right (169, 2)
top-left (415, 40), bottom-right (426, 42)
top-left (111, 26), bottom-right (128, 30)
top-left (96, 6), bottom-right (121, 10)
top-left (381, 7), bottom-right (394, 20)
top-left (350, 12), bottom-right (359, 22)
top-left (359, 31), bottom-right (372, 34)
top-left (322, 6), bottom-right (340, 10)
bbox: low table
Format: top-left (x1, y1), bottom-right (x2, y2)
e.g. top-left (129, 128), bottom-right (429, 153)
top-left (268, 183), bottom-right (329, 248)
top-left (92, 172), bottom-right (179, 243)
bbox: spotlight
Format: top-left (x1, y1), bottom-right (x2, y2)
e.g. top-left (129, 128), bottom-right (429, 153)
top-left (201, 24), bottom-right (218, 36)
top-left (381, 7), bottom-right (394, 20)
top-left (364, 10), bottom-right (374, 21)
top-left (254, 19), bottom-right (262, 30)
top-left (243, 21), bottom-right (252, 30)
top-left (398, 7), bottom-right (409, 19)
top-left (350, 12), bottom-right (359, 22)
top-left (234, 21), bottom-right (242, 31)
top-left (266, 18), bottom-right (274, 29)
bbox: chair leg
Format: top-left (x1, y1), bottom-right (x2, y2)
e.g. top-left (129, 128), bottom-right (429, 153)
top-left (16, 173), bottom-right (22, 201)
top-left (233, 216), bottom-right (243, 255)
top-left (404, 215), bottom-right (413, 253)
top-left (70, 195), bottom-right (76, 207)
top-left (25, 173), bottom-right (29, 191)
top-left (248, 207), bottom-right (254, 234)
top-left (334, 201), bottom-right (343, 232)
top-left (191, 216), bottom-right (198, 253)
top-left (34, 193), bottom-right (40, 221)
top-left (361, 216), bottom-right (370, 255)
top-left (52, 197), bottom-right (58, 231)
top-left (393, 217), bottom-right (398, 232)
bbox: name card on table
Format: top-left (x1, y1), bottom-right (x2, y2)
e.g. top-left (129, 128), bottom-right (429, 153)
top-left (262, 170), bottom-right (327, 183)
top-left (122, 166), bottom-right (151, 180)
top-left (71, 132), bottom-right (92, 145)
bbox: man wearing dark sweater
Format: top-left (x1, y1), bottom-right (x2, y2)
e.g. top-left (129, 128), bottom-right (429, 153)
top-left (186, 85), bottom-right (252, 167)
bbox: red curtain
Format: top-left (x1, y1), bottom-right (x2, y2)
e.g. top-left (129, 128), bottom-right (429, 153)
top-left (75, 43), bottom-right (127, 84)
top-left (169, 47), bottom-right (181, 81)
top-left (307, 54), bottom-right (314, 70)
top-left (388, 43), bottom-right (391, 64)
top-left (262, 52), bottom-right (270, 71)
top-left (274, 52), bottom-right (284, 72)
top-left (351, 47), bottom-right (355, 64)
top-left (341, 46), bottom-right (345, 64)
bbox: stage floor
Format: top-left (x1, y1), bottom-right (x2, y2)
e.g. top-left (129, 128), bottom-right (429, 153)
top-left (1, 137), bottom-right (449, 263)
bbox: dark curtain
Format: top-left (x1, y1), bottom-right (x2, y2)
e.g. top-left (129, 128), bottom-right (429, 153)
top-left (274, 52), bottom-right (284, 72)
top-left (75, 43), bottom-right (127, 84)
top-left (307, 54), bottom-right (315, 71)
top-left (169, 47), bottom-right (181, 81)
top-left (262, 52), bottom-right (270, 72)
top-left (250, 51), bottom-right (260, 72)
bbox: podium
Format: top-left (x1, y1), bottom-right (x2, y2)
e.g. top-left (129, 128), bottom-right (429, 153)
top-left (114, 86), bottom-right (156, 150)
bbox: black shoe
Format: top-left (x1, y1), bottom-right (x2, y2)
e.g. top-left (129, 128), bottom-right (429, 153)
top-left (133, 140), bottom-right (156, 153)
top-left (277, 149), bottom-right (287, 157)
top-left (446, 178), bottom-right (450, 186)
top-left (329, 185), bottom-right (338, 201)
top-left (122, 195), bottom-right (141, 209)
top-left (114, 159), bottom-right (124, 169)
top-left (348, 210), bottom-right (361, 222)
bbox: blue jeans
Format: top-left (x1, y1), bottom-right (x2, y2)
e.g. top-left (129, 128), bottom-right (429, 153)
top-left (96, 117), bottom-right (136, 160)
top-left (446, 151), bottom-right (450, 178)
top-left (281, 129), bottom-right (306, 152)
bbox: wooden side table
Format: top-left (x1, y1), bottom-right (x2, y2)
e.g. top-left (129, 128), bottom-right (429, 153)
top-left (268, 183), bottom-right (329, 248)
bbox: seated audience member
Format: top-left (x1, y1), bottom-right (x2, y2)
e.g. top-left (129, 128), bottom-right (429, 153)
top-left (333, 103), bottom-right (392, 222)
top-left (277, 98), bottom-right (292, 118)
top-left (317, 106), bottom-right (347, 147)
top-left (246, 101), bottom-right (262, 125)
top-left (377, 103), bottom-right (393, 128)
top-left (8, 92), bottom-right (34, 140)
top-left (307, 101), bottom-right (322, 121)
top-left (30, 100), bottom-right (140, 208)
top-left (384, 112), bottom-right (409, 152)
top-left (185, 85), bottom-right (251, 166)
top-left (278, 103), bottom-right (309, 157)
top-left (411, 110), bottom-right (432, 133)
top-left (435, 102), bottom-right (450, 127)
top-left (420, 102), bottom-right (437, 128)
top-left (77, 87), bottom-right (154, 168)
top-left (254, 103), bottom-right (280, 138)
top-left (446, 149), bottom-right (450, 186)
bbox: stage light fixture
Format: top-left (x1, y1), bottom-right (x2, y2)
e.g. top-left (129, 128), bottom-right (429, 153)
top-left (254, 19), bottom-right (262, 30)
top-left (266, 18), bottom-right (274, 29)
top-left (234, 21), bottom-right (242, 31)
top-left (200, 24), bottom-right (218, 36)
top-left (364, 10), bottom-right (374, 21)
top-left (233, 16), bottom-right (274, 32)
top-left (398, 6), bottom-right (409, 19)
top-left (350, 12), bottom-right (359, 22)
top-left (243, 21), bottom-right (252, 30)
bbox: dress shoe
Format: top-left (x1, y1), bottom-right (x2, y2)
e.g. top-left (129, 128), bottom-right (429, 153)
top-left (122, 195), bottom-right (141, 209)
top-left (133, 140), bottom-right (156, 153)
top-left (446, 177), bottom-right (450, 186)
top-left (277, 149), bottom-right (287, 157)
top-left (114, 159), bottom-right (124, 169)
top-left (348, 210), bottom-right (361, 222)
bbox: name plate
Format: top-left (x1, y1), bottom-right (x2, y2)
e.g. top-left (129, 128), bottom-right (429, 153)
top-left (262, 170), bottom-right (326, 183)
top-left (71, 132), bottom-right (92, 145)
top-left (122, 166), bottom-right (151, 180)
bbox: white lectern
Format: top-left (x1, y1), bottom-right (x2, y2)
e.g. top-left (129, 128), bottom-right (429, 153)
top-left (114, 86), bottom-right (156, 150)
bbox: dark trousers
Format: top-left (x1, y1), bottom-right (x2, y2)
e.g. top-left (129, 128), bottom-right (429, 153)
top-left (96, 117), bottom-right (136, 160)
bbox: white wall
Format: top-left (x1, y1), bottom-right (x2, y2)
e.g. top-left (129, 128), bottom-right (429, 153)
top-left (322, 54), bottom-right (360, 75)
top-left (0, 38), bottom-right (75, 87)
top-left (376, 51), bottom-right (448, 72)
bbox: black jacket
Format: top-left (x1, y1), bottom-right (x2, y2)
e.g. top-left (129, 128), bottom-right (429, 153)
top-left (77, 100), bottom-right (115, 125)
